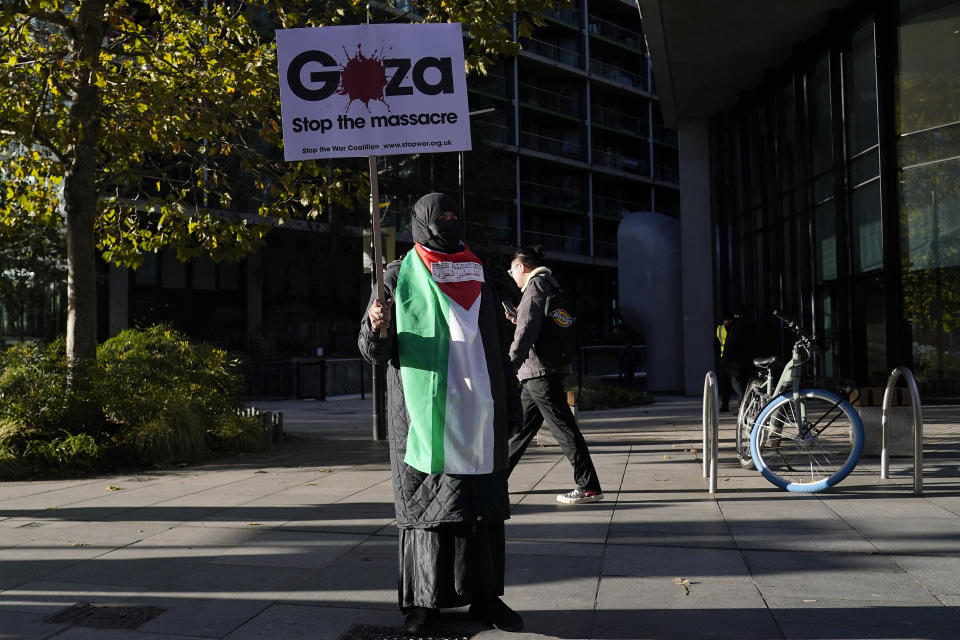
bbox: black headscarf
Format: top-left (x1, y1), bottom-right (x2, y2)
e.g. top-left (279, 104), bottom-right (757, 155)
top-left (412, 192), bottom-right (463, 253)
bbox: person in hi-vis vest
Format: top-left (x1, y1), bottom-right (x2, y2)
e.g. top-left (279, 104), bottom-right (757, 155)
top-left (713, 310), bottom-right (735, 412)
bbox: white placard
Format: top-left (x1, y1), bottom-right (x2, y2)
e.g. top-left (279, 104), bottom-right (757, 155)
top-left (276, 23), bottom-right (473, 161)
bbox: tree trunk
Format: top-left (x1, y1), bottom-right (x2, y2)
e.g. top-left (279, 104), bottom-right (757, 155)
top-left (63, 0), bottom-right (107, 364)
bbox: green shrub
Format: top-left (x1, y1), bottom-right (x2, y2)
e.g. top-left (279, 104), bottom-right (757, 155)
top-left (0, 340), bottom-right (103, 438)
top-left (22, 431), bottom-right (102, 471)
top-left (0, 325), bottom-right (262, 477)
top-left (97, 326), bottom-right (240, 427)
top-left (97, 325), bottom-right (254, 462)
top-left (209, 412), bottom-right (266, 454)
top-left (128, 404), bottom-right (209, 463)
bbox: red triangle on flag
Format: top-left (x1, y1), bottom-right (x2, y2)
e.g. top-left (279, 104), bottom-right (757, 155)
top-left (415, 243), bottom-right (483, 310)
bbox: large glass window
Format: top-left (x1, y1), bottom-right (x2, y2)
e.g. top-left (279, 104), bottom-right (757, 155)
top-left (814, 201), bottom-right (838, 283)
top-left (897, 0), bottom-right (960, 386)
top-left (809, 53), bottom-right (834, 202)
top-left (846, 21), bottom-right (883, 274)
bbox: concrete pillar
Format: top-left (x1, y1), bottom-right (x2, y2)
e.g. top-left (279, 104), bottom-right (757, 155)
top-left (678, 118), bottom-right (715, 396)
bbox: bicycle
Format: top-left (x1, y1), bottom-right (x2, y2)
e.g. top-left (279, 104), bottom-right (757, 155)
top-left (735, 310), bottom-right (864, 492)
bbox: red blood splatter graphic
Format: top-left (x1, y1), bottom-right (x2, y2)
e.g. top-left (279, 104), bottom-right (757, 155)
top-left (337, 44), bottom-right (390, 112)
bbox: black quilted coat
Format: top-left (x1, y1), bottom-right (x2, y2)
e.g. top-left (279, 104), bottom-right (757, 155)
top-left (358, 257), bottom-right (522, 529)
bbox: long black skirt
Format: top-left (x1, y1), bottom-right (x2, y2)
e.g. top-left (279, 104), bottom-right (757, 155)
top-left (398, 521), bottom-right (505, 611)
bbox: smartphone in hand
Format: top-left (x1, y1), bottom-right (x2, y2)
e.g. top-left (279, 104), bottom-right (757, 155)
top-left (502, 301), bottom-right (517, 320)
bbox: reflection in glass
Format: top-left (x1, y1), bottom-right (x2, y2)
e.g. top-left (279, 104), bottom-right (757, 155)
top-left (810, 54), bottom-right (833, 175)
top-left (897, 0), bottom-right (960, 385)
top-left (846, 22), bottom-right (879, 158)
top-left (851, 181), bottom-right (883, 273)
top-left (814, 201), bottom-right (837, 283)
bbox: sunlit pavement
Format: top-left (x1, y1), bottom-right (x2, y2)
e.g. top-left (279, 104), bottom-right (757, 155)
top-left (2, 395), bottom-right (959, 639)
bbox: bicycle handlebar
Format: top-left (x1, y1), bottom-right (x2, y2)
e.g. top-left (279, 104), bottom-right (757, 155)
top-left (771, 309), bottom-right (821, 353)
top-left (772, 309), bottom-right (802, 335)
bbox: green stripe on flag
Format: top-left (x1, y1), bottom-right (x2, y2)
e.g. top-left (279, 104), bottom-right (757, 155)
top-left (396, 251), bottom-right (451, 473)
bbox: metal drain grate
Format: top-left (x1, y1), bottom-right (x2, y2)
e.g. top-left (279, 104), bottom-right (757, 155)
top-left (43, 602), bottom-right (166, 630)
top-left (337, 624), bottom-right (471, 640)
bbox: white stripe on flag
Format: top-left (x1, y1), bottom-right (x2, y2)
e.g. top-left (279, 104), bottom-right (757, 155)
top-left (442, 298), bottom-right (494, 474)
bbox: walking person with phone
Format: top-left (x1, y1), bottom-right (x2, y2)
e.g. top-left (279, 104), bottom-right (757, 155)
top-left (503, 246), bottom-right (604, 504)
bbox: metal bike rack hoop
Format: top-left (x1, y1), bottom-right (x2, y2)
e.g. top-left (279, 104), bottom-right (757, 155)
top-left (702, 371), bottom-right (719, 494)
top-left (880, 366), bottom-right (923, 496)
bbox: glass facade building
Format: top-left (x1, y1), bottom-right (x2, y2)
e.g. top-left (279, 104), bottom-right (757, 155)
top-left (710, 0), bottom-right (960, 396)
top-left (101, 1), bottom-right (677, 361)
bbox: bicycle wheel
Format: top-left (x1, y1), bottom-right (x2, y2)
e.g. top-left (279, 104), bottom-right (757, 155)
top-left (736, 379), bottom-right (765, 469)
top-left (750, 388), bottom-right (864, 492)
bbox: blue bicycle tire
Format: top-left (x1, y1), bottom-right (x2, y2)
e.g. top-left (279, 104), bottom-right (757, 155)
top-left (750, 388), bottom-right (864, 492)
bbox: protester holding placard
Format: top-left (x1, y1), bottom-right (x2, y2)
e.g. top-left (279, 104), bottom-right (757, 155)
top-left (358, 193), bottom-right (523, 633)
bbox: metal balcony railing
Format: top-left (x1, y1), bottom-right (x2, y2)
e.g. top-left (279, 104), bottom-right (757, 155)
top-left (593, 194), bottom-right (647, 219)
top-left (469, 72), bottom-right (507, 96)
top-left (520, 180), bottom-right (585, 211)
top-left (588, 15), bottom-right (644, 51)
top-left (653, 124), bottom-right (679, 146)
top-left (590, 59), bottom-right (646, 90)
top-left (520, 130), bottom-right (585, 160)
top-left (594, 239), bottom-right (617, 259)
top-left (520, 37), bottom-right (582, 68)
top-left (591, 104), bottom-right (647, 135)
top-left (522, 229), bottom-right (589, 256)
top-left (655, 164), bottom-right (680, 183)
top-left (466, 221), bottom-right (513, 245)
top-left (474, 121), bottom-right (513, 145)
top-left (593, 148), bottom-right (649, 175)
top-left (544, 6), bottom-right (579, 27)
top-left (519, 83), bottom-right (583, 118)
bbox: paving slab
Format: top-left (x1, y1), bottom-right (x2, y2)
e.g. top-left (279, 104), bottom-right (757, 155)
top-left (1, 396), bottom-right (959, 639)
top-left (0, 609), bottom-right (70, 640)
top-left (220, 603), bottom-right (421, 640)
top-left (0, 580), bottom-right (149, 616)
top-left (769, 599), bottom-right (960, 639)
top-left (595, 576), bottom-right (780, 639)
top-left (602, 544), bottom-right (751, 581)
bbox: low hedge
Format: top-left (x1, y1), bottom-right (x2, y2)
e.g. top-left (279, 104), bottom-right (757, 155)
top-left (0, 326), bottom-right (264, 479)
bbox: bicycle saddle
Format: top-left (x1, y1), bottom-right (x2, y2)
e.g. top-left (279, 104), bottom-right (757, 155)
top-left (753, 356), bottom-right (777, 368)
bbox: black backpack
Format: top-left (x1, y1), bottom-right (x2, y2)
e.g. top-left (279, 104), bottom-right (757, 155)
top-left (534, 280), bottom-right (579, 368)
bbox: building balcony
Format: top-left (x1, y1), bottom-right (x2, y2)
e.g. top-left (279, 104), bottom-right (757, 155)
top-left (474, 121), bottom-right (513, 146)
top-left (594, 239), bottom-right (617, 259)
top-left (544, 6), bottom-right (579, 28)
top-left (466, 221), bottom-right (513, 245)
top-left (519, 83), bottom-right (583, 118)
top-left (522, 229), bottom-right (589, 256)
top-left (590, 59), bottom-right (646, 90)
top-left (653, 124), bottom-right (679, 146)
top-left (588, 15), bottom-right (644, 52)
top-left (593, 194), bottom-right (648, 219)
top-left (520, 130), bottom-right (585, 160)
top-left (520, 180), bottom-right (585, 211)
top-left (593, 148), bottom-right (649, 175)
top-left (519, 37), bottom-right (582, 68)
top-left (468, 71), bottom-right (507, 97)
top-left (591, 104), bottom-right (647, 136)
top-left (655, 164), bottom-right (680, 184)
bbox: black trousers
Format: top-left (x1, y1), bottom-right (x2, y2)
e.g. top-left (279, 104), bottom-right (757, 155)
top-left (398, 522), bottom-right (504, 611)
top-left (507, 374), bottom-right (602, 493)
top-left (717, 361), bottom-right (749, 409)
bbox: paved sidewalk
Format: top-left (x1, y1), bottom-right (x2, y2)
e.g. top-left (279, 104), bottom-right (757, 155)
top-left (2, 396), bottom-right (960, 640)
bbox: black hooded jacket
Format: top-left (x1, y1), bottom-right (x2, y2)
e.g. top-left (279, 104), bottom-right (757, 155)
top-left (358, 193), bottom-right (522, 529)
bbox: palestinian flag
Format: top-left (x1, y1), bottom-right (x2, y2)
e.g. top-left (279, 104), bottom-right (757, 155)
top-left (395, 243), bottom-right (495, 475)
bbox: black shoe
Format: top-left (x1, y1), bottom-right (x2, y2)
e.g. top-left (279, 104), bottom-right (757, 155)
top-left (403, 607), bottom-right (432, 633)
top-left (719, 404), bottom-right (729, 412)
top-left (469, 597), bottom-right (523, 632)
